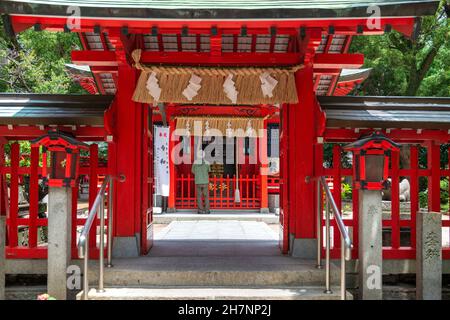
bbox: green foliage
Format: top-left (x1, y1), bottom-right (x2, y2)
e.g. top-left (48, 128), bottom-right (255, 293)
top-left (0, 19), bottom-right (85, 94)
top-left (440, 178), bottom-right (449, 205)
top-left (341, 183), bottom-right (352, 201)
top-left (350, 0), bottom-right (449, 97)
top-left (322, 143), bottom-right (352, 169)
top-left (419, 190), bottom-right (428, 208)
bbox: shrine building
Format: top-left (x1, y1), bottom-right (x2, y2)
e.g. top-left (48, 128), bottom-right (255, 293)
top-left (0, 0), bottom-right (449, 300)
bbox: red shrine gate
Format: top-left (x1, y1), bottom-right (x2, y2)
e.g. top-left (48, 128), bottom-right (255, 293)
top-left (0, 0), bottom-right (448, 261)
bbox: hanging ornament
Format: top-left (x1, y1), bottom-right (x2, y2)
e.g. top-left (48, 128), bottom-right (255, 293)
top-left (185, 121), bottom-right (191, 137)
top-left (182, 74), bottom-right (202, 101)
top-left (259, 72), bottom-right (278, 98)
top-left (146, 71), bottom-right (162, 102)
top-left (246, 120), bottom-right (254, 137)
top-left (226, 120), bottom-right (233, 138)
top-left (223, 74), bottom-right (238, 104)
top-left (204, 120), bottom-right (211, 136)
top-left (184, 121), bottom-right (191, 154)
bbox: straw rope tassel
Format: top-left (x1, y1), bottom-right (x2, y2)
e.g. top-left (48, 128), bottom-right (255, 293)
top-left (131, 49), bottom-right (302, 105)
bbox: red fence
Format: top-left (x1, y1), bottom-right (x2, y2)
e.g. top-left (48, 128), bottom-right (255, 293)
top-left (2, 142), bottom-right (109, 259)
top-left (268, 176), bottom-right (280, 194)
top-left (317, 144), bottom-right (450, 260)
top-left (176, 174), bottom-right (260, 209)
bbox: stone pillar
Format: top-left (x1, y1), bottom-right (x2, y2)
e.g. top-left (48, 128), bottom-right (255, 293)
top-left (358, 189), bottom-right (383, 300)
top-left (416, 210), bottom-right (442, 300)
top-left (0, 215), bottom-right (5, 300)
top-left (47, 187), bottom-right (72, 300)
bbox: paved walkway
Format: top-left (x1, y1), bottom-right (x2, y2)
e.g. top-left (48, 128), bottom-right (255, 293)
top-left (151, 220), bottom-right (280, 257)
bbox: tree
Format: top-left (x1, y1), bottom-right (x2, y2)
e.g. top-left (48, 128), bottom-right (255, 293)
top-left (0, 18), bottom-right (85, 94)
top-left (350, 0), bottom-right (449, 97)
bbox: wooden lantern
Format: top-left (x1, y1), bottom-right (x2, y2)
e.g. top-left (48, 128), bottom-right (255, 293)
top-left (32, 130), bottom-right (89, 188)
top-left (344, 132), bottom-right (400, 191)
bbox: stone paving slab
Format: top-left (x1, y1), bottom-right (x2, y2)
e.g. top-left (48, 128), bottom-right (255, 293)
top-left (81, 286), bottom-right (351, 300)
top-left (154, 212), bottom-right (279, 224)
top-left (155, 220), bottom-right (278, 241)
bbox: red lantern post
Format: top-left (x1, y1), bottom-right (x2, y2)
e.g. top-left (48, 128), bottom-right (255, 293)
top-left (31, 130), bottom-right (88, 300)
top-left (344, 132), bottom-right (399, 300)
top-left (344, 132), bottom-right (400, 191)
top-left (32, 130), bottom-right (89, 188)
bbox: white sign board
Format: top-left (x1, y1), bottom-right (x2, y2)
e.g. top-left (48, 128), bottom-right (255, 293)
top-left (154, 126), bottom-right (170, 196)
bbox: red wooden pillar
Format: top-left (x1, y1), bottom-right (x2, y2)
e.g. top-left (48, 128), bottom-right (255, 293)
top-left (286, 57), bottom-right (317, 257)
top-left (167, 117), bottom-right (177, 212)
top-left (391, 149), bottom-right (400, 249)
top-left (259, 121), bottom-right (269, 213)
top-left (9, 143), bottom-right (19, 248)
top-left (427, 142), bottom-right (441, 212)
top-left (410, 146), bottom-right (419, 249)
top-left (0, 142), bottom-right (6, 219)
top-left (111, 64), bottom-right (145, 256)
top-left (28, 146), bottom-right (39, 248)
top-left (279, 103), bottom-right (289, 253)
top-left (88, 143), bottom-right (98, 249)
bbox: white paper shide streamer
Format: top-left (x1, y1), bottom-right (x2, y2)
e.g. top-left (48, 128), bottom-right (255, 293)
top-left (259, 72), bottom-right (278, 98)
top-left (223, 74), bottom-right (238, 104)
top-left (146, 71), bottom-right (162, 102)
top-left (182, 74), bottom-right (202, 101)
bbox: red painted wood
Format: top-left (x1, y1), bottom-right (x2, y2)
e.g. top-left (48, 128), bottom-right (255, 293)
top-left (0, 125), bottom-right (105, 140)
top-left (324, 128), bottom-right (450, 143)
top-left (410, 146), bottom-right (419, 248)
top-left (390, 150), bottom-right (400, 249)
top-left (428, 142), bottom-right (441, 212)
top-left (10, 15), bottom-right (415, 37)
top-left (291, 62), bottom-right (316, 238)
top-left (88, 144), bottom-right (99, 249)
top-left (332, 145), bottom-right (342, 249)
top-left (313, 53), bottom-right (364, 69)
top-left (176, 174), bottom-right (260, 209)
top-left (28, 146), bottom-right (39, 248)
top-left (279, 120), bottom-right (290, 255)
top-left (72, 50), bottom-right (118, 67)
top-left (352, 172), bottom-right (359, 259)
top-left (168, 119), bottom-right (176, 210)
top-left (114, 65), bottom-right (139, 236)
top-left (259, 123), bottom-right (269, 210)
top-left (8, 143), bottom-right (19, 247)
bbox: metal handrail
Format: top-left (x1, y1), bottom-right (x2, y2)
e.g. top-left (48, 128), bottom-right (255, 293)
top-left (317, 176), bottom-right (353, 300)
top-left (77, 175), bottom-right (114, 300)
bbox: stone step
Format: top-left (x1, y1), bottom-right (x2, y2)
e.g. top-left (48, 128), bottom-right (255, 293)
top-left (88, 257), bottom-right (340, 287)
top-left (153, 212), bottom-right (279, 224)
top-left (78, 286), bottom-right (352, 300)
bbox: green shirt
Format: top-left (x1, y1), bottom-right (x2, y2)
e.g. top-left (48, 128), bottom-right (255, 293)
top-left (191, 162), bottom-right (210, 185)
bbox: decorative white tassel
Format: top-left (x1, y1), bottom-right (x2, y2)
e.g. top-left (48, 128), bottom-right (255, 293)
top-left (260, 72), bottom-right (278, 98)
top-left (146, 71), bottom-right (161, 102)
top-left (182, 74), bottom-right (202, 101)
top-left (223, 74), bottom-right (238, 104)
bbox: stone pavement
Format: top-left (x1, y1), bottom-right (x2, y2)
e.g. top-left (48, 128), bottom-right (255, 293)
top-left (151, 220), bottom-right (279, 257)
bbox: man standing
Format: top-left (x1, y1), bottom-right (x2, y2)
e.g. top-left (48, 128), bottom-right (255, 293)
top-left (192, 151), bottom-right (211, 214)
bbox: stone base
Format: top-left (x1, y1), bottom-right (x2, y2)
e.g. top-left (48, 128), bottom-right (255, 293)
top-left (268, 194), bottom-right (279, 214)
top-left (112, 235), bottom-right (140, 258)
top-left (260, 208), bottom-right (270, 214)
top-left (47, 187), bottom-right (72, 300)
top-left (166, 207), bottom-right (177, 213)
top-left (154, 195), bottom-right (162, 208)
top-left (289, 236), bottom-right (317, 259)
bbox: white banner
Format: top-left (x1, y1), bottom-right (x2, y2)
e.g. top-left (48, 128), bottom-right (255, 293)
top-left (154, 126), bottom-right (170, 196)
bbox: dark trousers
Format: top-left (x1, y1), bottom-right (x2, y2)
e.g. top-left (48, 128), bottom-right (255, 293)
top-left (196, 184), bottom-right (210, 212)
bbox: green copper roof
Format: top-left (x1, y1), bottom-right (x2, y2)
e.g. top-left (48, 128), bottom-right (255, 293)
top-left (0, 0), bottom-right (440, 19)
